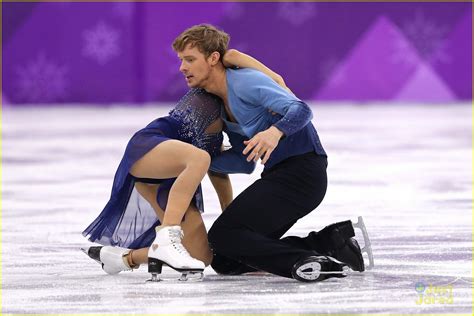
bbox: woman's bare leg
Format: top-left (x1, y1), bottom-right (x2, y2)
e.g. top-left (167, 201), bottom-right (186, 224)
top-left (127, 182), bottom-right (213, 267)
top-left (130, 140), bottom-right (210, 226)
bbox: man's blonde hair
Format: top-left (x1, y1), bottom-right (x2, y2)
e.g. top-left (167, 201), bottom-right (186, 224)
top-left (172, 24), bottom-right (230, 61)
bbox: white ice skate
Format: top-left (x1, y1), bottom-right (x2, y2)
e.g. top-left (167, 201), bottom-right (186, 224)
top-left (82, 245), bottom-right (137, 275)
top-left (147, 225), bottom-right (205, 282)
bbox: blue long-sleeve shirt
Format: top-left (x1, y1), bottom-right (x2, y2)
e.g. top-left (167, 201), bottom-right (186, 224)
top-left (210, 68), bottom-right (326, 174)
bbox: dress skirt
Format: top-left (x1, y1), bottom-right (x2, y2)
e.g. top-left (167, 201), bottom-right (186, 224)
top-left (82, 116), bottom-right (204, 249)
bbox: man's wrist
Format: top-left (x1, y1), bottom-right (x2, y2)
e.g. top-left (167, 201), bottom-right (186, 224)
top-left (270, 126), bottom-right (284, 139)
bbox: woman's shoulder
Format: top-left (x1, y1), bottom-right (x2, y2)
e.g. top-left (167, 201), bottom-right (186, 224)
top-left (170, 89), bottom-right (223, 123)
top-left (183, 88), bottom-right (221, 101)
top-left (174, 89), bottom-right (222, 111)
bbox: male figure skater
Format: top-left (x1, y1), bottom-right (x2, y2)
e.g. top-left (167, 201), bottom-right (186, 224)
top-left (172, 24), bottom-right (367, 282)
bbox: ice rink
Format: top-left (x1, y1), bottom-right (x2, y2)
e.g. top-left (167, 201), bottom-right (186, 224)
top-left (2, 103), bottom-right (472, 314)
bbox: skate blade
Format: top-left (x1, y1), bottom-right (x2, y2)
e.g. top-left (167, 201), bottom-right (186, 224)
top-left (319, 266), bottom-right (351, 276)
top-left (146, 273), bottom-right (162, 283)
top-left (353, 216), bottom-right (375, 270)
top-left (178, 271), bottom-right (204, 282)
top-left (146, 262), bottom-right (204, 282)
top-left (145, 272), bottom-right (204, 282)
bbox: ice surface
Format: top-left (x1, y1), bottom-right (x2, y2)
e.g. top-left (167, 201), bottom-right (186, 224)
top-left (2, 103), bottom-right (472, 314)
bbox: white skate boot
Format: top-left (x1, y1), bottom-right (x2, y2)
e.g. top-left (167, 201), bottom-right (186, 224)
top-left (82, 246), bottom-right (138, 275)
top-left (147, 225), bottom-right (205, 282)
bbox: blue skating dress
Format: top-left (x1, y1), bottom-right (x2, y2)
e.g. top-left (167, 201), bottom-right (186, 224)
top-left (82, 89), bottom-right (223, 249)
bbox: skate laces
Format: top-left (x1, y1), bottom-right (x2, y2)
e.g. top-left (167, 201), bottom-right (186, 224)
top-left (169, 228), bottom-right (190, 256)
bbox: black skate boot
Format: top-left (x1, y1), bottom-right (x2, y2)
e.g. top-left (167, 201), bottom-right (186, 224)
top-left (327, 237), bottom-right (364, 272)
top-left (309, 220), bottom-right (365, 272)
top-left (291, 255), bottom-right (348, 282)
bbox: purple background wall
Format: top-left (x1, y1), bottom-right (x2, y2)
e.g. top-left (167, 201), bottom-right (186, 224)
top-left (2, 2), bottom-right (472, 105)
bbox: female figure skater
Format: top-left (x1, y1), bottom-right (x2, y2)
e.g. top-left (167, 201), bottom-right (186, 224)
top-left (82, 48), bottom-right (290, 280)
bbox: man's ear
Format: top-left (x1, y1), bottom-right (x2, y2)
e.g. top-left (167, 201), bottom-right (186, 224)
top-left (208, 51), bottom-right (221, 65)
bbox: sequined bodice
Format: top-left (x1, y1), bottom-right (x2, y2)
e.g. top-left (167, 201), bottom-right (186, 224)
top-left (169, 89), bottom-right (224, 157)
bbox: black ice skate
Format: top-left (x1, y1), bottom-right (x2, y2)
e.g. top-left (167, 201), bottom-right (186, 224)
top-left (310, 216), bottom-right (374, 272)
top-left (327, 237), bottom-right (365, 272)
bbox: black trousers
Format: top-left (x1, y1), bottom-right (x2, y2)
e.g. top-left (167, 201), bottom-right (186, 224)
top-left (208, 152), bottom-right (329, 279)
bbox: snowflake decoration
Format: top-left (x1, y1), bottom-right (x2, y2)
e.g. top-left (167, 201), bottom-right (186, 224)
top-left (391, 11), bottom-right (450, 67)
top-left (15, 53), bottom-right (68, 103)
top-left (277, 2), bottom-right (317, 27)
top-left (82, 21), bottom-right (121, 65)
